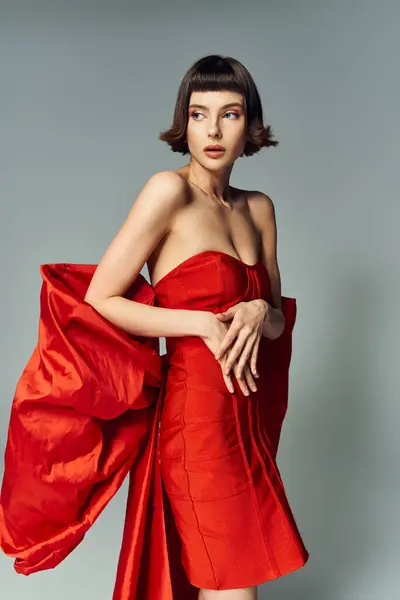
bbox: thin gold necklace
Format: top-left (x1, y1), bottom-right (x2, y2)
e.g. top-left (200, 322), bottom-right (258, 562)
top-left (188, 176), bottom-right (231, 209)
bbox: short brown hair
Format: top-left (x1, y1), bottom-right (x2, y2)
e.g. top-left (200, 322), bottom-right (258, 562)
top-left (158, 54), bottom-right (279, 157)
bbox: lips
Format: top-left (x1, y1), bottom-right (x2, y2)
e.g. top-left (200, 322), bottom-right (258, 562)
top-left (204, 145), bottom-right (225, 151)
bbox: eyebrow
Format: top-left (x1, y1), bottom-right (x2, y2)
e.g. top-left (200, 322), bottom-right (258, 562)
top-left (188, 102), bottom-right (244, 110)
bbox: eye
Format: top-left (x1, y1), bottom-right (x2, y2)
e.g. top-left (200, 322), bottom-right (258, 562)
top-left (190, 110), bottom-right (240, 121)
top-left (224, 111), bottom-right (240, 119)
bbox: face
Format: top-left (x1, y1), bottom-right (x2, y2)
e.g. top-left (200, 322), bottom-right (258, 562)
top-left (186, 90), bottom-right (247, 168)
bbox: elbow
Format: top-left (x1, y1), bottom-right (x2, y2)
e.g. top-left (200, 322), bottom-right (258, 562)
top-left (84, 294), bottom-right (120, 310)
top-left (84, 294), bottom-right (103, 309)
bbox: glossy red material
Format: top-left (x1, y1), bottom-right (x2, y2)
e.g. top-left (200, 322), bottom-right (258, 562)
top-left (0, 252), bottom-right (309, 597)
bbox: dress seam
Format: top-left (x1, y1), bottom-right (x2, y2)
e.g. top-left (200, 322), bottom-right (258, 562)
top-left (161, 479), bottom-right (250, 501)
top-left (232, 393), bottom-right (281, 577)
top-left (256, 400), bottom-right (285, 487)
top-left (252, 267), bottom-right (295, 543)
top-left (247, 397), bottom-right (281, 575)
top-left (161, 444), bottom-right (244, 462)
top-left (182, 350), bottom-right (219, 588)
top-left (254, 394), bottom-right (296, 545)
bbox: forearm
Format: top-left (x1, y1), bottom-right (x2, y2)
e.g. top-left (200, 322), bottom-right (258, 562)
top-left (261, 304), bottom-right (285, 340)
top-left (86, 296), bottom-right (212, 338)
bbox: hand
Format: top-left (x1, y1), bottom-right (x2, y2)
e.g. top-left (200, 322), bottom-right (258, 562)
top-left (214, 299), bottom-right (269, 380)
top-left (200, 314), bottom-right (258, 396)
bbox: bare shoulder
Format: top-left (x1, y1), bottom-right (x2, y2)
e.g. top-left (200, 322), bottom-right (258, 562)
top-left (148, 169), bottom-right (188, 188)
top-left (245, 190), bottom-right (276, 230)
top-left (130, 169), bottom-right (190, 234)
top-left (83, 170), bottom-right (188, 304)
top-left (144, 169), bottom-right (189, 208)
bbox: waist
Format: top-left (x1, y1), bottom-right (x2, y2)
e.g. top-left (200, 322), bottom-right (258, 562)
top-left (165, 335), bottom-right (208, 357)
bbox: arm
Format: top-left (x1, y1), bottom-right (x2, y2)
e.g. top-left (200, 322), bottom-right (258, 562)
top-left (248, 192), bottom-right (286, 340)
top-left (84, 171), bottom-right (212, 339)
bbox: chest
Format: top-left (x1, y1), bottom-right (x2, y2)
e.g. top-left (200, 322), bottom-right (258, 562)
top-left (177, 194), bottom-right (260, 258)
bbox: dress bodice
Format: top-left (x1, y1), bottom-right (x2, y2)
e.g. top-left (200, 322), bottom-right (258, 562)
top-left (153, 250), bottom-right (272, 358)
top-left (154, 250), bottom-right (271, 311)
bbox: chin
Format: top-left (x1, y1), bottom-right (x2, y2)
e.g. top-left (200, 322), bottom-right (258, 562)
top-left (199, 154), bottom-right (232, 168)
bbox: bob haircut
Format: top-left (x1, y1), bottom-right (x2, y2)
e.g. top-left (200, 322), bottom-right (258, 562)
top-left (159, 54), bottom-right (279, 157)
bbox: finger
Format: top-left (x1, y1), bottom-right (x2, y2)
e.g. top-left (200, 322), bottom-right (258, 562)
top-left (215, 306), bottom-right (236, 320)
top-left (235, 334), bottom-right (257, 380)
top-left (224, 372), bottom-right (234, 394)
top-left (233, 361), bottom-right (250, 396)
top-left (224, 342), bottom-right (245, 375)
top-left (250, 335), bottom-right (262, 377)
top-left (220, 356), bottom-right (234, 393)
top-left (216, 304), bottom-right (242, 321)
top-left (243, 364), bottom-right (257, 393)
top-left (215, 327), bottom-right (241, 360)
top-left (220, 355), bottom-right (233, 392)
top-left (224, 329), bottom-right (252, 374)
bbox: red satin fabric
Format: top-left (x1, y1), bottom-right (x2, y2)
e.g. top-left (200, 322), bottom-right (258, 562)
top-left (0, 252), bottom-right (309, 597)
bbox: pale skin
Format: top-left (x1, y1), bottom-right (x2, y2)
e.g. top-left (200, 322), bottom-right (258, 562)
top-left (84, 89), bottom-right (285, 599)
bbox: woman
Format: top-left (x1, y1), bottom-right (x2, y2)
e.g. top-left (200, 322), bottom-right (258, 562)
top-left (0, 55), bottom-right (309, 600)
top-left (84, 53), bottom-right (309, 599)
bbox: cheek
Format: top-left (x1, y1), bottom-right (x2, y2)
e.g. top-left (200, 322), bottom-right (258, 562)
top-left (231, 127), bottom-right (247, 148)
top-left (186, 122), bottom-right (200, 140)
top-left (227, 119), bottom-right (246, 137)
top-left (186, 128), bottom-right (207, 151)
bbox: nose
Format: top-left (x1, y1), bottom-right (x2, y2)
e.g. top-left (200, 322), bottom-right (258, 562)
top-left (207, 113), bottom-right (222, 138)
top-left (208, 125), bottom-right (222, 139)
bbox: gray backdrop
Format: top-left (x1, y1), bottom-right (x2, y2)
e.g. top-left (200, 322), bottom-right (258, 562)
top-left (1, 1), bottom-right (399, 599)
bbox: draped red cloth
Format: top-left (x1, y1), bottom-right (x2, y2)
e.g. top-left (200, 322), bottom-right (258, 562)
top-left (0, 263), bottom-right (297, 599)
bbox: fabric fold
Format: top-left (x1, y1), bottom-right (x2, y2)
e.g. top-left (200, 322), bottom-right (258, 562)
top-left (0, 265), bottom-right (160, 573)
top-left (0, 262), bottom-right (298, 599)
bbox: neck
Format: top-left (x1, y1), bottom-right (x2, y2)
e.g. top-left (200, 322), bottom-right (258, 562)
top-left (186, 158), bottom-right (234, 202)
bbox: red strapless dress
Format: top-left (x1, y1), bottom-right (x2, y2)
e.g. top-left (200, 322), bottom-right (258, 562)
top-left (0, 251), bottom-right (309, 598)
